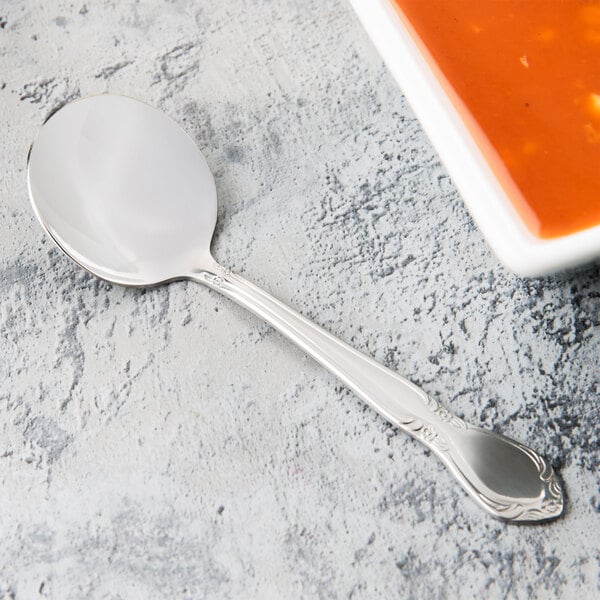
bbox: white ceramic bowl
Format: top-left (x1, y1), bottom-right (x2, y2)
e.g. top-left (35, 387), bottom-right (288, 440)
top-left (350, 0), bottom-right (600, 276)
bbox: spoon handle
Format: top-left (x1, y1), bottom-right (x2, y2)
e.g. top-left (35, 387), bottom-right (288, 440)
top-left (191, 264), bottom-right (563, 522)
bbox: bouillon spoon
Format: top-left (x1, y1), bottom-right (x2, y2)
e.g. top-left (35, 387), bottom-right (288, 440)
top-left (27, 95), bottom-right (563, 522)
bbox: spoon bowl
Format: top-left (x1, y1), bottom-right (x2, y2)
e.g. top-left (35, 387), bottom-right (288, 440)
top-left (28, 95), bottom-right (217, 285)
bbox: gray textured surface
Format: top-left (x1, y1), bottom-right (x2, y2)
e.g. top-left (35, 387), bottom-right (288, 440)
top-left (0, 1), bottom-right (599, 598)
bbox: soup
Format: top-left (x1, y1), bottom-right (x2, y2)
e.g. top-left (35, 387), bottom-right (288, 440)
top-left (393, 0), bottom-right (600, 238)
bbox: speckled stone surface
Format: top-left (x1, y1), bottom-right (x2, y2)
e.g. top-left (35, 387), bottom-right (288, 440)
top-left (0, 1), bottom-right (598, 598)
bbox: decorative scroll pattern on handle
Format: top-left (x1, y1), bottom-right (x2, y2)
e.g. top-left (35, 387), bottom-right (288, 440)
top-left (205, 264), bottom-right (232, 288)
top-left (394, 394), bottom-right (468, 453)
top-left (476, 444), bottom-right (564, 522)
top-left (424, 394), bottom-right (468, 430)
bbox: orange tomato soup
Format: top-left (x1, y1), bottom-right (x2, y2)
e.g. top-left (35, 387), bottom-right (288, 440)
top-left (393, 0), bottom-right (600, 238)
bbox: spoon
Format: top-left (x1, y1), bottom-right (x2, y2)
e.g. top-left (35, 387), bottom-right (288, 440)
top-left (27, 95), bottom-right (563, 522)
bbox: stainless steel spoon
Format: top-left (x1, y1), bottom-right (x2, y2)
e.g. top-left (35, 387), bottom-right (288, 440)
top-left (27, 95), bottom-right (563, 522)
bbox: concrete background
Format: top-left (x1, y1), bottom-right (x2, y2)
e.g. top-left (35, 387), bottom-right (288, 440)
top-left (0, 0), bottom-right (598, 598)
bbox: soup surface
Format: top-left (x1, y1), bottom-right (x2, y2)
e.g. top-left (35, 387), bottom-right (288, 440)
top-left (393, 0), bottom-right (600, 238)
